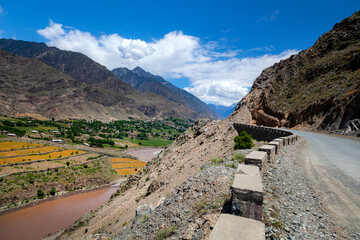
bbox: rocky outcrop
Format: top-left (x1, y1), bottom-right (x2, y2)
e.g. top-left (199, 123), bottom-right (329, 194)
top-left (230, 11), bottom-right (360, 134)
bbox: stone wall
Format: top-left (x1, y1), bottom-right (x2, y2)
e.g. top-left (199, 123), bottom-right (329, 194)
top-left (209, 124), bottom-right (298, 240)
top-left (233, 123), bottom-right (292, 142)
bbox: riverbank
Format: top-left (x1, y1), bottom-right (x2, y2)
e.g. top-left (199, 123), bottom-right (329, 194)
top-left (0, 185), bottom-right (120, 240)
top-left (0, 178), bottom-right (124, 216)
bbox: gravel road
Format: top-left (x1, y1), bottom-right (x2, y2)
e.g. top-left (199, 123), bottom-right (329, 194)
top-left (292, 130), bottom-right (360, 239)
top-left (264, 131), bottom-right (360, 239)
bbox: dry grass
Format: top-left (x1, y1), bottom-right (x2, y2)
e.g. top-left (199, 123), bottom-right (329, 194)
top-left (111, 158), bottom-right (138, 163)
top-left (0, 141), bottom-right (43, 151)
top-left (0, 146), bottom-right (62, 157)
top-left (0, 149), bottom-right (85, 165)
top-left (15, 113), bottom-right (49, 121)
top-left (112, 161), bottom-right (146, 169)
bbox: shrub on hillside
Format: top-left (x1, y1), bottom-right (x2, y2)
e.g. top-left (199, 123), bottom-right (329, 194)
top-left (49, 187), bottom-right (56, 196)
top-left (37, 189), bottom-right (45, 199)
top-left (234, 131), bottom-right (254, 149)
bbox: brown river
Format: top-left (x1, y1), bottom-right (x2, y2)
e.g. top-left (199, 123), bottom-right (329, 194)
top-left (0, 147), bottom-right (163, 240)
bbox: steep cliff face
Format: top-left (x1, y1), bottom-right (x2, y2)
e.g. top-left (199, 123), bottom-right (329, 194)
top-left (230, 11), bottom-right (360, 133)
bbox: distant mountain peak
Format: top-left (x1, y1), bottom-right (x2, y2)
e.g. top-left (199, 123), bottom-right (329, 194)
top-left (132, 66), bottom-right (154, 78)
top-left (112, 67), bottom-right (222, 119)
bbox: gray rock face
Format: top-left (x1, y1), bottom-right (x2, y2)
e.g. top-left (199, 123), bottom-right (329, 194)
top-left (339, 119), bottom-right (360, 136)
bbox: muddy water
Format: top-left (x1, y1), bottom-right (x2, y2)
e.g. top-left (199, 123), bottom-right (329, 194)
top-left (0, 187), bottom-right (117, 240)
top-left (125, 147), bottom-right (164, 162)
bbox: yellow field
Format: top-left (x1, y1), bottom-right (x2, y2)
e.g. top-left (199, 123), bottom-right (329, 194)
top-left (112, 161), bottom-right (146, 169)
top-left (115, 168), bottom-right (139, 175)
top-left (0, 149), bottom-right (85, 165)
top-left (0, 142), bottom-right (43, 151)
top-left (111, 158), bottom-right (139, 163)
top-left (110, 157), bottom-right (146, 175)
top-left (0, 146), bottom-right (62, 157)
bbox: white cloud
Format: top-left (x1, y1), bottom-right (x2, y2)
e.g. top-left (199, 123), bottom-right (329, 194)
top-left (37, 20), bottom-right (298, 106)
top-left (258, 10), bottom-right (280, 23)
top-left (0, 6), bottom-right (4, 15)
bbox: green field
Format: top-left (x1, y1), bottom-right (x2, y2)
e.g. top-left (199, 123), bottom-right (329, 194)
top-left (130, 139), bottom-right (172, 147)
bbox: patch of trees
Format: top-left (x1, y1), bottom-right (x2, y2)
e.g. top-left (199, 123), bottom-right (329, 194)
top-left (87, 137), bottom-right (115, 148)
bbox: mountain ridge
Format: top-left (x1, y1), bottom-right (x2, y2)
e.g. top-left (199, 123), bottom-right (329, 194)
top-left (0, 39), bottom-right (219, 121)
top-left (112, 66), bottom-right (222, 119)
top-left (230, 11), bottom-right (360, 134)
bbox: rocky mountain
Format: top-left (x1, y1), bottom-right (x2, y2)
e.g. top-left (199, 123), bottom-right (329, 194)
top-left (0, 39), bottom-right (217, 121)
top-left (112, 67), bottom-right (221, 119)
top-left (208, 103), bottom-right (237, 119)
top-left (230, 11), bottom-right (360, 134)
top-left (0, 49), bottom-right (212, 121)
top-left (0, 49), bottom-right (133, 121)
top-left (0, 39), bottom-right (136, 95)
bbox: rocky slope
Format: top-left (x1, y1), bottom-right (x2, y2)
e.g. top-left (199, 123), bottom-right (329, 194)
top-left (230, 11), bottom-right (360, 134)
top-left (0, 39), bottom-right (135, 95)
top-left (48, 119), bottom-right (241, 239)
top-left (0, 40), bottom-right (216, 121)
top-left (112, 67), bottom-right (221, 119)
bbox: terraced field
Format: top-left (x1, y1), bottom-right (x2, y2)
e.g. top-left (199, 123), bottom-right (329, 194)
top-left (112, 162), bottom-right (146, 169)
top-left (111, 158), bottom-right (140, 163)
top-left (110, 158), bottom-right (146, 176)
top-left (0, 146), bottom-right (62, 157)
top-left (0, 149), bottom-right (85, 165)
top-left (0, 153), bottom-right (101, 176)
top-left (0, 142), bottom-right (43, 151)
top-left (115, 168), bottom-right (139, 175)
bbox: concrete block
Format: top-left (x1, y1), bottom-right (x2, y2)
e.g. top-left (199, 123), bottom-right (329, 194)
top-left (244, 151), bottom-right (267, 173)
top-left (209, 214), bottom-right (265, 240)
top-left (273, 138), bottom-right (284, 147)
top-left (268, 141), bottom-right (280, 154)
top-left (237, 164), bottom-right (261, 177)
top-left (280, 136), bottom-right (290, 145)
top-left (231, 166), bottom-right (263, 220)
top-left (259, 145), bottom-right (276, 163)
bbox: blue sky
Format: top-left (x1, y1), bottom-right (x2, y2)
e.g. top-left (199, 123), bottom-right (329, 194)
top-left (0, 1), bottom-right (359, 106)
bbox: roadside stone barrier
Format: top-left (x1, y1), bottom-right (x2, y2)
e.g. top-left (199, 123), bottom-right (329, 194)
top-left (231, 164), bottom-right (263, 221)
top-left (209, 214), bottom-right (265, 240)
top-left (268, 141), bottom-right (280, 154)
top-left (210, 123), bottom-right (298, 240)
top-left (244, 151), bottom-right (267, 175)
top-left (259, 145), bottom-right (276, 163)
top-left (273, 138), bottom-right (285, 147)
